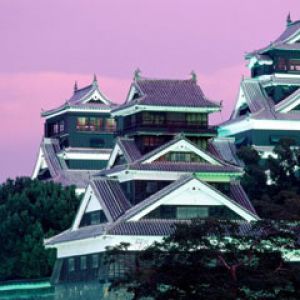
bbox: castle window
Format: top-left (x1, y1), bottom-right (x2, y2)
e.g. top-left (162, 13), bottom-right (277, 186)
top-left (80, 256), bottom-right (87, 270)
top-left (105, 118), bottom-right (116, 132)
top-left (177, 206), bottom-right (209, 219)
top-left (76, 117), bottom-right (88, 131)
top-left (68, 258), bottom-right (75, 272)
top-left (53, 123), bottom-right (59, 134)
top-left (92, 254), bottom-right (99, 269)
top-left (89, 117), bottom-right (103, 131)
top-left (289, 59), bottom-right (300, 71)
top-left (76, 117), bottom-right (105, 132)
top-left (186, 114), bottom-right (207, 127)
top-left (59, 120), bottom-right (65, 132)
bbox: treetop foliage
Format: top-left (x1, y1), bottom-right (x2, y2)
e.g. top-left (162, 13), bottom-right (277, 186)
top-left (0, 177), bottom-right (81, 281)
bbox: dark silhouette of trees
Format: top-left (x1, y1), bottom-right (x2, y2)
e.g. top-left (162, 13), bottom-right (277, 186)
top-left (237, 138), bottom-right (300, 220)
top-left (0, 177), bottom-right (81, 280)
top-left (106, 220), bottom-right (300, 299)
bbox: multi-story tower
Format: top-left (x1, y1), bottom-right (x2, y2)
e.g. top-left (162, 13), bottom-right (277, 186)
top-left (32, 76), bottom-right (117, 193)
top-left (45, 73), bottom-right (258, 284)
top-left (113, 70), bottom-right (219, 154)
top-left (218, 15), bottom-right (300, 156)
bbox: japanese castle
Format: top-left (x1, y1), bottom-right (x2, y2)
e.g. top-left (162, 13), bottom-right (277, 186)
top-left (44, 72), bottom-right (258, 283)
top-left (32, 76), bottom-right (117, 193)
top-left (218, 15), bottom-right (300, 156)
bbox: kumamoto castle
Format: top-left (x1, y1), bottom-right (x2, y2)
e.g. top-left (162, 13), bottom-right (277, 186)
top-left (30, 16), bottom-right (300, 289)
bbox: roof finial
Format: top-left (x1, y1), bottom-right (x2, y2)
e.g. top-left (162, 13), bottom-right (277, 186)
top-left (93, 73), bottom-right (98, 86)
top-left (74, 81), bottom-right (78, 92)
top-left (134, 68), bottom-right (141, 81)
top-left (287, 12), bottom-right (292, 26)
top-left (190, 70), bottom-right (197, 83)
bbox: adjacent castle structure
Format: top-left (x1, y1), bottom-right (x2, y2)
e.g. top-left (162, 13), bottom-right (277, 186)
top-left (218, 15), bottom-right (300, 157)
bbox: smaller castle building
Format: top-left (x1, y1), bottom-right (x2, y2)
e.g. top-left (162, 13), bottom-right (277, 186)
top-left (32, 76), bottom-right (117, 193)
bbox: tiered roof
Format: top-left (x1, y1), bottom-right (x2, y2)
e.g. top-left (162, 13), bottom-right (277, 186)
top-left (221, 76), bottom-right (300, 127)
top-left (42, 76), bottom-right (116, 118)
top-left (102, 134), bottom-right (242, 177)
top-left (45, 174), bottom-right (258, 246)
top-left (112, 75), bottom-right (220, 115)
top-left (247, 16), bottom-right (300, 60)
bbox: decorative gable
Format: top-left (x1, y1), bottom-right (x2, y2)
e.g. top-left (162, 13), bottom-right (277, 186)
top-left (107, 144), bottom-right (126, 169)
top-left (126, 177), bottom-right (258, 222)
top-left (82, 88), bottom-right (110, 105)
top-left (72, 185), bottom-right (106, 230)
top-left (126, 84), bottom-right (142, 103)
top-left (142, 139), bottom-right (221, 165)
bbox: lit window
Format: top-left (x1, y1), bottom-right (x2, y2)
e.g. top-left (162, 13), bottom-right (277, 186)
top-left (105, 118), bottom-right (116, 132)
top-left (76, 117), bottom-right (88, 131)
top-left (89, 117), bottom-right (103, 131)
top-left (289, 59), bottom-right (300, 71)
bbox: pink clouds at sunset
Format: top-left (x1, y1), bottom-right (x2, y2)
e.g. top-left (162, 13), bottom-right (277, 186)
top-left (0, 0), bottom-right (299, 182)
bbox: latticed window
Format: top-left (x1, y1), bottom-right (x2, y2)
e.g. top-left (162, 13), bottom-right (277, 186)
top-left (186, 114), bottom-right (207, 127)
top-left (142, 112), bottom-right (165, 125)
top-left (156, 152), bottom-right (204, 163)
top-left (177, 206), bottom-right (209, 219)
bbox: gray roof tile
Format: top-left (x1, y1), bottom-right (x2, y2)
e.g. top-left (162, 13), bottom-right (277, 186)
top-left (113, 78), bottom-right (220, 113)
top-left (91, 178), bottom-right (132, 222)
top-left (45, 224), bottom-right (106, 245)
top-left (117, 138), bottom-right (142, 163)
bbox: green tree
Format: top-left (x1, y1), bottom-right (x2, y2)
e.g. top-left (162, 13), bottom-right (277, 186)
top-left (107, 220), bottom-right (300, 300)
top-left (0, 177), bottom-right (81, 280)
top-left (237, 139), bottom-right (300, 220)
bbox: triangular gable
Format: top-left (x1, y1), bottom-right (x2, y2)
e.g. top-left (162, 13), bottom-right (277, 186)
top-left (125, 83), bottom-right (143, 103)
top-left (231, 85), bottom-right (249, 119)
top-left (32, 147), bottom-right (48, 179)
top-left (141, 138), bottom-right (222, 165)
top-left (106, 143), bottom-right (130, 170)
top-left (72, 185), bottom-right (104, 230)
top-left (81, 87), bottom-right (111, 105)
top-left (124, 176), bottom-right (258, 222)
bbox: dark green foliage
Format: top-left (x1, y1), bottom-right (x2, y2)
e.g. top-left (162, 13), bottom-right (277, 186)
top-left (107, 220), bottom-right (300, 299)
top-left (237, 138), bottom-right (300, 220)
top-left (0, 177), bottom-right (81, 280)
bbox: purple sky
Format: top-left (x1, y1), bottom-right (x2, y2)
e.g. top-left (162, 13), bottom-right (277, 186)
top-left (0, 0), bottom-right (299, 182)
